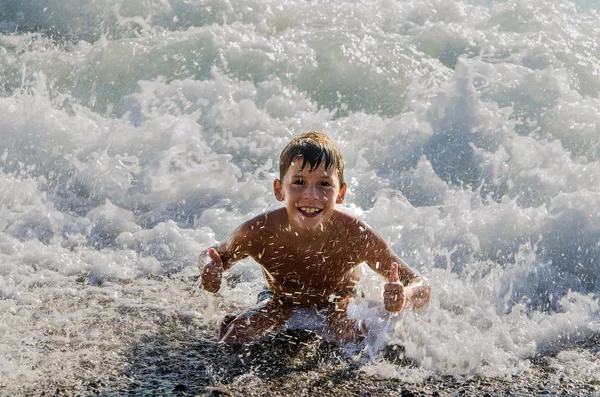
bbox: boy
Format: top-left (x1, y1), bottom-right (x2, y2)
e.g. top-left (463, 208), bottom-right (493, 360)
top-left (200, 131), bottom-right (431, 344)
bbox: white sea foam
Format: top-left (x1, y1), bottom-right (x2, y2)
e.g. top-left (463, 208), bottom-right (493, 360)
top-left (1, 0), bottom-right (600, 390)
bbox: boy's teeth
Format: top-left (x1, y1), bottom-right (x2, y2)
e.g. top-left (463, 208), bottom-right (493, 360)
top-left (300, 207), bottom-right (320, 214)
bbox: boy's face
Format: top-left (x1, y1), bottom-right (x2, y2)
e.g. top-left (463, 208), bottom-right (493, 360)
top-left (273, 157), bottom-right (347, 232)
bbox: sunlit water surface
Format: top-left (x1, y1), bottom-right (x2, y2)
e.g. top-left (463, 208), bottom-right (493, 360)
top-left (1, 0), bottom-right (600, 392)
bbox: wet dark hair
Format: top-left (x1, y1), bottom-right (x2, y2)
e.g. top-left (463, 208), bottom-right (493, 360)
top-left (279, 131), bottom-right (345, 185)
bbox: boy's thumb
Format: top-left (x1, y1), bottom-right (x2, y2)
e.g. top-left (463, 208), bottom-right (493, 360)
top-left (208, 248), bottom-right (223, 267)
top-left (388, 262), bottom-right (400, 283)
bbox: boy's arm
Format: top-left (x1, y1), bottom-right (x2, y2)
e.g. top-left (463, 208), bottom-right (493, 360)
top-left (199, 221), bottom-right (255, 293)
top-left (358, 222), bottom-right (431, 312)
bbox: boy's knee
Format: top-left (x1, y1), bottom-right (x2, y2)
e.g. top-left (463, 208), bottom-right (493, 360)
top-left (218, 300), bottom-right (291, 344)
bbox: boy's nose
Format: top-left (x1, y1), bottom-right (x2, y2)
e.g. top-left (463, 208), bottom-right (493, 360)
top-left (303, 184), bottom-right (320, 200)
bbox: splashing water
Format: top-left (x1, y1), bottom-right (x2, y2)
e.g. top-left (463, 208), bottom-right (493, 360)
top-left (1, 0), bottom-right (600, 392)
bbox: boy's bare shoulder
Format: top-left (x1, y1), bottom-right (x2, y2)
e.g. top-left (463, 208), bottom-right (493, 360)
top-left (235, 208), bottom-right (287, 236)
top-left (222, 209), bottom-right (286, 260)
top-left (331, 210), bottom-right (374, 237)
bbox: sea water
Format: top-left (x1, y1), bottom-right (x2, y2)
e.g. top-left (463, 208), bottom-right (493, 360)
top-left (1, 0), bottom-right (600, 391)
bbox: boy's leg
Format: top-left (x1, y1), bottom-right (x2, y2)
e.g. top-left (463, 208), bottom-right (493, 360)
top-left (220, 297), bottom-right (292, 344)
top-left (219, 313), bottom-right (238, 338)
top-left (325, 296), bottom-right (368, 344)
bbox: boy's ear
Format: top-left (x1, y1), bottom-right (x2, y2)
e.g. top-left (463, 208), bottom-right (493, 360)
top-left (273, 179), bottom-right (284, 201)
top-left (336, 183), bottom-right (348, 204)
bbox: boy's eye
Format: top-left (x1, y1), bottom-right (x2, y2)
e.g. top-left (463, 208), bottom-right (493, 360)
top-left (293, 179), bottom-right (304, 185)
top-left (320, 181), bottom-right (332, 186)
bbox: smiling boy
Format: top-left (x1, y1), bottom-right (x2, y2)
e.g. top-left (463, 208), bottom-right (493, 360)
top-left (200, 131), bottom-right (431, 344)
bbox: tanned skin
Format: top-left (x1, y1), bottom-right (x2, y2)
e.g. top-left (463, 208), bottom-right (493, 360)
top-left (201, 159), bottom-right (431, 344)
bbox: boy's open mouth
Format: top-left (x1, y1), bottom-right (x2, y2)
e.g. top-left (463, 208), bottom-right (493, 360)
top-left (298, 207), bottom-right (322, 216)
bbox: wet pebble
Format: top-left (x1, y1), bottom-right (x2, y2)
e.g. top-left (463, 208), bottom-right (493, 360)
top-left (174, 383), bottom-right (188, 392)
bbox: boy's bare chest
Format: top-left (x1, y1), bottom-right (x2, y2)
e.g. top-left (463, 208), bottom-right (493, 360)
top-left (252, 239), bottom-right (361, 277)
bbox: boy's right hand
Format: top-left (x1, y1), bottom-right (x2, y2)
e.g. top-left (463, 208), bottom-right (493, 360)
top-left (200, 248), bottom-right (223, 293)
top-left (383, 262), bottom-right (405, 312)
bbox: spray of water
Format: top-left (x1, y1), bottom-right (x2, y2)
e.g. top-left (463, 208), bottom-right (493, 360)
top-left (1, 0), bottom-right (600, 392)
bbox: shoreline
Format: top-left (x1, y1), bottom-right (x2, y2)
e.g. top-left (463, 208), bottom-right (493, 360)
top-left (11, 330), bottom-right (600, 397)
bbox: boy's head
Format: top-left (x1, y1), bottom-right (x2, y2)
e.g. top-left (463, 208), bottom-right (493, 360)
top-left (279, 131), bottom-right (345, 186)
top-left (275, 131), bottom-right (347, 231)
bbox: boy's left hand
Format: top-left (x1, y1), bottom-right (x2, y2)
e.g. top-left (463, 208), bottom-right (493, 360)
top-left (383, 262), bottom-right (405, 312)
